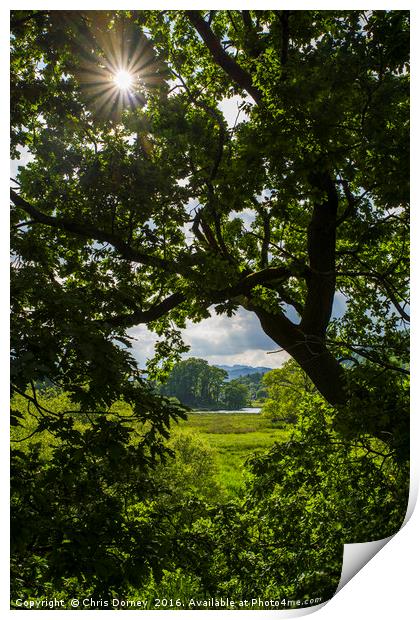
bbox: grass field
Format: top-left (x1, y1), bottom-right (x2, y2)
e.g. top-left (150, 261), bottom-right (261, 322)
top-left (172, 411), bottom-right (290, 496)
top-left (11, 391), bottom-right (290, 498)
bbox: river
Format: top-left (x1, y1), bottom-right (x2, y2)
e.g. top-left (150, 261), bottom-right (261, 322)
top-left (194, 407), bottom-right (261, 414)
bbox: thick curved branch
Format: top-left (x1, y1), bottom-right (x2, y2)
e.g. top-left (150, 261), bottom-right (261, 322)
top-left (100, 292), bottom-right (187, 328)
top-left (230, 266), bottom-right (292, 295)
top-left (11, 189), bottom-right (173, 272)
top-left (247, 303), bottom-right (347, 404)
top-left (104, 266), bottom-right (293, 329)
top-left (185, 10), bottom-right (262, 104)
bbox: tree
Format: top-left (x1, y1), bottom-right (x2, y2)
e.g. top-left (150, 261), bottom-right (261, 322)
top-left (143, 389), bottom-right (409, 605)
top-left (11, 10), bottom-right (409, 454)
top-left (160, 358), bottom-right (227, 408)
top-left (10, 391), bottom-right (187, 601)
top-left (233, 372), bottom-right (266, 401)
top-left (262, 359), bottom-right (315, 423)
top-left (237, 389), bottom-right (409, 600)
top-left (222, 380), bottom-right (249, 410)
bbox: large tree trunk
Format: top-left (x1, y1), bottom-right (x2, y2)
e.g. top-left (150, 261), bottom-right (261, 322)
top-left (253, 306), bottom-right (409, 462)
top-left (250, 173), bottom-right (346, 405)
top-left (252, 306), bottom-right (346, 405)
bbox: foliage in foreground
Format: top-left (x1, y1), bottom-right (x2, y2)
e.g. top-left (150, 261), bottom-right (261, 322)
top-left (11, 379), bottom-right (409, 608)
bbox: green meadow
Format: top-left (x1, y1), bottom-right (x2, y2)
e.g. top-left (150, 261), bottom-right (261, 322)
top-left (173, 411), bottom-right (290, 496)
top-left (11, 391), bottom-right (289, 499)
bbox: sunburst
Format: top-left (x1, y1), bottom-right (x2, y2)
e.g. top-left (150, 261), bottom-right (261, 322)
top-left (113, 69), bottom-right (133, 91)
top-left (75, 15), bottom-right (166, 119)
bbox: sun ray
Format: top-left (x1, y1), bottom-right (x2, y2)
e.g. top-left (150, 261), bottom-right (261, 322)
top-left (92, 88), bottom-right (121, 120)
top-left (75, 14), bottom-right (167, 118)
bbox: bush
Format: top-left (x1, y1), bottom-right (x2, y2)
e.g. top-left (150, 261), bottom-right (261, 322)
top-left (153, 431), bottom-right (223, 503)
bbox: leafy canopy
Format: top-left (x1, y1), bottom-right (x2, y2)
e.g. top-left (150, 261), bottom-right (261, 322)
top-left (11, 10), bottom-right (409, 455)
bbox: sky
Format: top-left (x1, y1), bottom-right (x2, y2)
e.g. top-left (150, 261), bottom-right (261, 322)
top-left (127, 292), bottom-right (347, 371)
top-left (10, 147), bottom-right (31, 179)
top-left (128, 306), bottom-right (288, 371)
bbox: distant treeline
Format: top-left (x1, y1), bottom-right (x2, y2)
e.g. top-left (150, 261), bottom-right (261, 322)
top-left (159, 358), bottom-right (267, 409)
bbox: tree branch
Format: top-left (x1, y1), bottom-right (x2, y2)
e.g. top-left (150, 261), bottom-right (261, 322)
top-left (100, 266), bottom-right (293, 329)
top-left (329, 340), bottom-right (409, 375)
top-left (241, 10), bottom-right (263, 58)
top-left (185, 10), bottom-right (262, 104)
top-left (336, 269), bottom-right (410, 322)
top-left (170, 68), bottom-right (234, 264)
top-left (99, 292), bottom-right (187, 328)
top-left (247, 303), bottom-right (347, 404)
top-left (279, 10), bottom-right (290, 66)
top-left (11, 189), bottom-right (172, 272)
top-left (261, 211), bottom-right (270, 269)
top-left (231, 266), bottom-right (291, 294)
top-left (335, 181), bottom-right (371, 227)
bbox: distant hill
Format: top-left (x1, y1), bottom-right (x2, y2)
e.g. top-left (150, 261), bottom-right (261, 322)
top-left (216, 364), bottom-right (272, 381)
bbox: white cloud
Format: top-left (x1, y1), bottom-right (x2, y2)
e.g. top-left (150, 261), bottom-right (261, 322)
top-left (128, 306), bottom-right (288, 370)
top-left (126, 324), bottom-right (160, 370)
top-left (332, 292), bottom-right (347, 318)
top-left (127, 293), bottom-right (351, 371)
